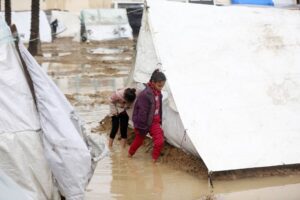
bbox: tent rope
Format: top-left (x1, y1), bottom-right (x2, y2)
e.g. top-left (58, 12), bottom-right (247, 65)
top-left (14, 26), bottom-right (68, 42)
top-left (180, 129), bottom-right (188, 149)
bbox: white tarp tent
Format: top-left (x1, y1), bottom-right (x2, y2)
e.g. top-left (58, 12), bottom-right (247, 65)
top-left (81, 9), bottom-right (133, 41)
top-left (0, 10), bottom-right (52, 43)
top-left (0, 169), bottom-right (34, 200)
top-left (129, 0), bottom-right (300, 172)
top-left (0, 16), bottom-right (105, 199)
top-left (0, 17), bottom-right (59, 200)
top-left (51, 11), bottom-right (81, 41)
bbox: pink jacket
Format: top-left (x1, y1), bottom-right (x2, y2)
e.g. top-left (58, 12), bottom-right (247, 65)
top-left (109, 88), bottom-right (127, 116)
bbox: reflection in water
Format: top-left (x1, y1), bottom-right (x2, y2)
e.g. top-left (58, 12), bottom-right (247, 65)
top-left (86, 143), bottom-right (209, 200)
top-left (213, 175), bottom-right (300, 200)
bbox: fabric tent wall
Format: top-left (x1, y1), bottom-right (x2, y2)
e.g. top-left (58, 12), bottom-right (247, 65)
top-left (51, 11), bottom-right (81, 41)
top-left (0, 17), bottom-right (59, 200)
top-left (127, 9), bottom-right (199, 157)
top-left (140, 0), bottom-right (300, 172)
top-left (0, 11), bottom-right (52, 43)
top-left (81, 9), bottom-right (133, 41)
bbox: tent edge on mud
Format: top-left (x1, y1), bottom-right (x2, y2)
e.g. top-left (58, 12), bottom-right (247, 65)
top-left (128, 0), bottom-right (300, 173)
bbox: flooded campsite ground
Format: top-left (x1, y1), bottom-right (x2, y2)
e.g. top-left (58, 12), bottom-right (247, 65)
top-left (36, 38), bottom-right (300, 200)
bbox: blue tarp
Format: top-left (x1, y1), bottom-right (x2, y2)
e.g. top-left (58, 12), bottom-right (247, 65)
top-left (232, 0), bottom-right (274, 5)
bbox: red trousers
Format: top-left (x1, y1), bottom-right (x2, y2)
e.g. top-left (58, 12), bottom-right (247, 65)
top-left (129, 116), bottom-right (164, 160)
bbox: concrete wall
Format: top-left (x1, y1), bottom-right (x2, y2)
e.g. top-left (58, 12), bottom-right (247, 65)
top-left (0, 0), bottom-right (112, 12)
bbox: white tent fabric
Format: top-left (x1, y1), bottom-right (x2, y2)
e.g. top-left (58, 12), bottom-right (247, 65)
top-left (130, 0), bottom-right (300, 172)
top-left (51, 11), bottom-right (81, 41)
top-left (19, 43), bottom-right (93, 200)
top-left (81, 9), bottom-right (133, 41)
top-left (0, 169), bottom-right (34, 200)
top-left (0, 17), bottom-right (59, 200)
top-left (127, 11), bottom-right (199, 156)
top-left (0, 11), bottom-right (52, 43)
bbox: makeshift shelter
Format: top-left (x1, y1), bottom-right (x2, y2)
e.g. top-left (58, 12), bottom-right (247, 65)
top-left (128, 0), bottom-right (300, 173)
top-left (0, 10), bottom-right (52, 43)
top-left (50, 10), bottom-right (81, 41)
top-left (80, 9), bottom-right (133, 41)
top-left (0, 16), bottom-right (105, 200)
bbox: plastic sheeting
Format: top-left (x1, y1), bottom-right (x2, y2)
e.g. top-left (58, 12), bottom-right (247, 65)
top-left (0, 11), bottom-right (52, 43)
top-left (0, 25), bottom-right (39, 133)
top-left (0, 169), bottom-right (33, 200)
top-left (19, 43), bottom-right (92, 200)
top-left (81, 9), bottom-right (133, 41)
top-left (0, 18), bottom-right (60, 200)
top-left (51, 11), bottom-right (81, 41)
top-left (131, 0), bottom-right (300, 172)
top-left (0, 131), bottom-right (60, 200)
top-left (127, 11), bottom-right (199, 156)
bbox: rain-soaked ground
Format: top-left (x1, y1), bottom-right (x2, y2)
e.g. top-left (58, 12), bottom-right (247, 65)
top-left (36, 38), bottom-right (300, 200)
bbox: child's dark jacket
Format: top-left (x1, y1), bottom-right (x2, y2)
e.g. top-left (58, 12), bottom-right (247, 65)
top-left (132, 84), bottom-right (163, 135)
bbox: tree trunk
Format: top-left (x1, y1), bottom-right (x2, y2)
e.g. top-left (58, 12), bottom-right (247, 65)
top-left (28, 0), bottom-right (41, 56)
top-left (4, 0), bottom-right (11, 26)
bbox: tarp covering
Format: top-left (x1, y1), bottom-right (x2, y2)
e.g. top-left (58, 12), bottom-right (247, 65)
top-left (81, 9), bottom-right (133, 41)
top-left (0, 169), bottom-right (34, 200)
top-left (51, 11), bottom-right (81, 41)
top-left (0, 11), bottom-right (52, 43)
top-left (1, 16), bottom-right (105, 200)
top-left (0, 17), bottom-right (59, 200)
top-left (19, 43), bottom-right (93, 200)
top-left (130, 0), bottom-right (300, 172)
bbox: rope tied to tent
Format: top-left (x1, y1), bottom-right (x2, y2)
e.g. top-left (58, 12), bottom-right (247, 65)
top-left (12, 26), bottom-right (68, 42)
top-left (180, 129), bottom-right (188, 149)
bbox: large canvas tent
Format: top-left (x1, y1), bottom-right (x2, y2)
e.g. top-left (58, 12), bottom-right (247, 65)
top-left (50, 11), bottom-right (81, 41)
top-left (0, 11), bottom-right (52, 43)
top-left (128, 0), bottom-right (300, 173)
top-left (80, 9), bottom-right (133, 41)
top-left (0, 16), bottom-right (105, 200)
top-left (0, 17), bottom-right (59, 200)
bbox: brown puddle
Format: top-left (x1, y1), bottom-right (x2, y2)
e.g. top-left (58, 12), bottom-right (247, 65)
top-left (85, 142), bottom-right (210, 200)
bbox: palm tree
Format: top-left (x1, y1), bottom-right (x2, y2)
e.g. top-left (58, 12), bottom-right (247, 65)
top-left (28, 0), bottom-right (40, 56)
top-left (4, 0), bottom-right (11, 26)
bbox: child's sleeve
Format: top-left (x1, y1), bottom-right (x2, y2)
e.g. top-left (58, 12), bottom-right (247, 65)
top-left (134, 94), bottom-right (150, 134)
top-left (109, 91), bottom-right (119, 116)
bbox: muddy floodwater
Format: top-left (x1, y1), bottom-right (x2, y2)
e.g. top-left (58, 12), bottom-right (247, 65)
top-left (37, 38), bottom-right (300, 200)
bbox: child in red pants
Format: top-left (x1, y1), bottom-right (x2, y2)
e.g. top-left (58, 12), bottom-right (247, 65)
top-left (128, 69), bottom-right (166, 162)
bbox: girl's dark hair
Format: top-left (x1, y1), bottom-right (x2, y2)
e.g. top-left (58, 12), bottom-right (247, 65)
top-left (149, 69), bottom-right (167, 82)
top-left (124, 88), bottom-right (136, 103)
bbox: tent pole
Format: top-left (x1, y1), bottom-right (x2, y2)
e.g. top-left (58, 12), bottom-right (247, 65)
top-left (10, 25), bottom-right (37, 106)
